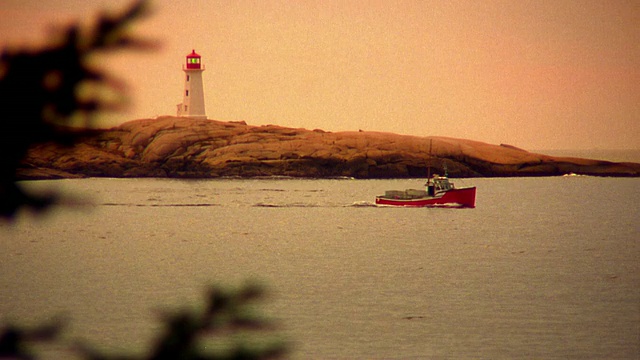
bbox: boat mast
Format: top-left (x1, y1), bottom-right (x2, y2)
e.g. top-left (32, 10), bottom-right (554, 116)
top-left (426, 139), bottom-right (436, 196)
top-left (426, 139), bottom-right (432, 183)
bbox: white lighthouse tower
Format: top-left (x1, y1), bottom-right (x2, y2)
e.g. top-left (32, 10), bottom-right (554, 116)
top-left (176, 50), bottom-right (206, 119)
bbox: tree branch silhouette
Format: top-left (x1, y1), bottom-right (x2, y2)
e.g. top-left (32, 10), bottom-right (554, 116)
top-left (0, 2), bottom-right (288, 359)
top-left (0, 0), bottom-right (154, 218)
top-left (70, 283), bottom-right (286, 360)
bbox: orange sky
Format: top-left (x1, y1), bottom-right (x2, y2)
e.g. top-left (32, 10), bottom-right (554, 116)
top-left (2, 0), bottom-right (639, 150)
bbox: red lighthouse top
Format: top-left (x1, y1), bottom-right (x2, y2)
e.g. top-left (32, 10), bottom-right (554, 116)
top-left (185, 49), bottom-right (202, 69)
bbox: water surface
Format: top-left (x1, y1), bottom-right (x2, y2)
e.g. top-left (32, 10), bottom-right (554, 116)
top-left (2, 177), bottom-right (638, 359)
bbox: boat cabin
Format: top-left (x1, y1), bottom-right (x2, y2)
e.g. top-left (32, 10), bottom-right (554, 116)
top-left (427, 175), bottom-right (454, 196)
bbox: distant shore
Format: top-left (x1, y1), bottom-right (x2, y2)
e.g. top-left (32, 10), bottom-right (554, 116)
top-left (18, 117), bottom-right (640, 180)
top-left (530, 149), bottom-right (640, 164)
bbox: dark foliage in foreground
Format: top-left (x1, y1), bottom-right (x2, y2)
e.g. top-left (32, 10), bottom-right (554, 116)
top-left (0, 0), bottom-right (154, 218)
top-left (0, 1), bottom-right (288, 359)
top-left (0, 317), bottom-right (65, 359)
top-left (0, 283), bottom-right (287, 359)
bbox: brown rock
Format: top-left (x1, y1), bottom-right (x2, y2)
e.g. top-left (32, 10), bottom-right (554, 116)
top-left (17, 117), bottom-right (640, 179)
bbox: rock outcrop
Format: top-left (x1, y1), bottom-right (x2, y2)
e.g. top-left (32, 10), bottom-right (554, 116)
top-left (18, 117), bottom-right (640, 179)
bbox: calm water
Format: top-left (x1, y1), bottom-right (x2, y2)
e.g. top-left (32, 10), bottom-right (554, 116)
top-left (2, 176), bottom-right (639, 359)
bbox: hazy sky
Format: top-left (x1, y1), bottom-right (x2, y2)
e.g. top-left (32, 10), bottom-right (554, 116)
top-left (2, 0), bottom-right (639, 150)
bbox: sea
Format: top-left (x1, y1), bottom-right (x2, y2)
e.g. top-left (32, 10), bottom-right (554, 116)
top-left (1, 152), bottom-right (639, 359)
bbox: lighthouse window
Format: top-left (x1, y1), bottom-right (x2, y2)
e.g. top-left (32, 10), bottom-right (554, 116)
top-left (186, 75), bottom-right (190, 81)
top-left (186, 90), bottom-right (189, 96)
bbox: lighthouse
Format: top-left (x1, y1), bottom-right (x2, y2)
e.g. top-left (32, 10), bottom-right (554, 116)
top-left (176, 50), bottom-right (206, 119)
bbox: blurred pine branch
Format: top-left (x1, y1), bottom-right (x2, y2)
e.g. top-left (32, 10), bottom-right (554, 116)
top-left (1, 283), bottom-right (287, 359)
top-left (0, 0), bottom-right (155, 218)
top-left (0, 1), bottom-right (288, 358)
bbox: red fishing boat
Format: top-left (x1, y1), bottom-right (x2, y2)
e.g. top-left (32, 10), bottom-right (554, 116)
top-left (375, 173), bottom-right (476, 208)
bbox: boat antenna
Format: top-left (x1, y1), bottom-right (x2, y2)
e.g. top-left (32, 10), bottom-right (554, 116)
top-left (426, 139), bottom-right (432, 185)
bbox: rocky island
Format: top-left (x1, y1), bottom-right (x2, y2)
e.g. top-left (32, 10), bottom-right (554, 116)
top-left (18, 117), bottom-right (640, 179)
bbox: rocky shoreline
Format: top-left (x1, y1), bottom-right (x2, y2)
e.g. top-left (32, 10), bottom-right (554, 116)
top-left (18, 117), bottom-right (640, 180)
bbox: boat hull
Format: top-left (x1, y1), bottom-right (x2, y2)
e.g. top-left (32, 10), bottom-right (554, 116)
top-left (375, 186), bottom-right (476, 208)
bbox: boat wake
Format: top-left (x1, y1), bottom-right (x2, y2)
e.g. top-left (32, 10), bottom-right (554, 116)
top-left (255, 201), bottom-right (380, 208)
top-left (428, 202), bottom-right (468, 208)
top-left (102, 203), bottom-right (221, 207)
top-left (252, 202), bottom-right (321, 208)
top-left (346, 201), bottom-right (378, 207)
top-left (100, 201), bottom-right (467, 209)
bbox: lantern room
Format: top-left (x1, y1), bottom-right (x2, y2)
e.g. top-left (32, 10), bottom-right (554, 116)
top-left (177, 49), bottom-right (206, 119)
top-left (185, 49), bottom-right (202, 69)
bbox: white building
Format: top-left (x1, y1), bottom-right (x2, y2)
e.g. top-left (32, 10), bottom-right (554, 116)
top-left (176, 49), bottom-right (206, 119)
